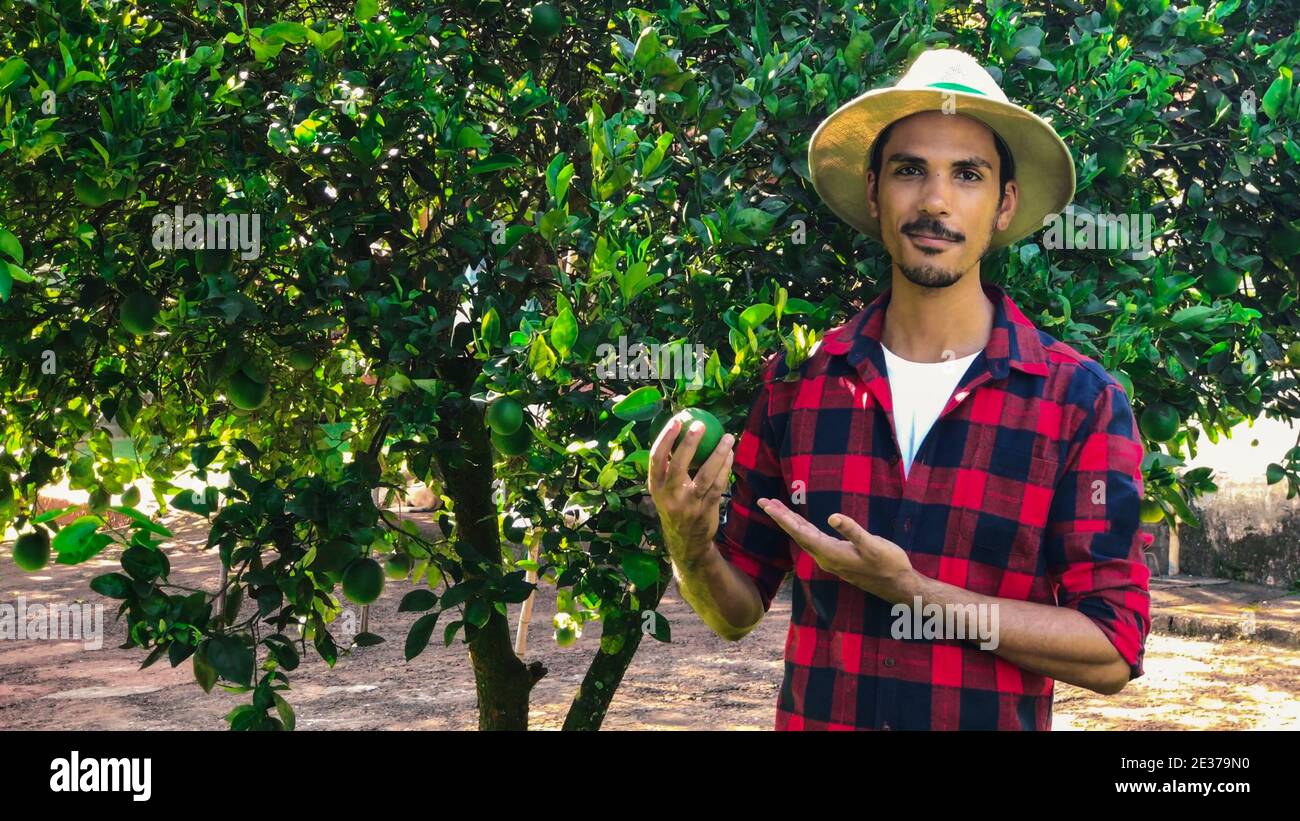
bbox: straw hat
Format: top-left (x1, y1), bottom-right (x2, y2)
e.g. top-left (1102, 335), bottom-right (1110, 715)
top-left (807, 47), bottom-right (1076, 249)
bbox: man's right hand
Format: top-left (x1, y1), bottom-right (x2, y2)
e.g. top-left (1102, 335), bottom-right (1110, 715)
top-left (647, 412), bottom-right (736, 566)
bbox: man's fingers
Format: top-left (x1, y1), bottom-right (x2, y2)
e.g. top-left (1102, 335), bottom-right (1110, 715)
top-left (758, 497), bottom-right (853, 565)
top-left (691, 433), bottom-right (735, 498)
top-left (669, 418), bottom-right (705, 481)
top-left (648, 416), bottom-right (682, 492)
top-left (711, 447), bottom-right (735, 497)
top-left (828, 513), bottom-right (872, 553)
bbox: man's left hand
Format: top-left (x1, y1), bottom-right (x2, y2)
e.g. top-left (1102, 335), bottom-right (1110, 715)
top-left (757, 497), bottom-right (917, 604)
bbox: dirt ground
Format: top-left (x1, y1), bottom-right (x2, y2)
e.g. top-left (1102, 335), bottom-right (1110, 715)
top-left (2, 513), bottom-right (1298, 731)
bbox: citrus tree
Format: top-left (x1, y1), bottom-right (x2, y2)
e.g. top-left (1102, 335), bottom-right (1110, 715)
top-left (1, 0), bottom-right (1297, 730)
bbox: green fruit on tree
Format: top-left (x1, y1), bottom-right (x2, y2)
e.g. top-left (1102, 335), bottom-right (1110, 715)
top-left (553, 612), bottom-right (579, 647)
top-left (118, 292), bottom-right (161, 335)
top-left (1201, 264), bottom-right (1239, 297)
top-left (1139, 498), bottom-right (1164, 524)
top-left (288, 349), bottom-right (317, 372)
top-left (227, 370), bottom-right (269, 410)
top-left (12, 529), bottom-right (51, 572)
top-left (491, 424), bottom-right (532, 456)
top-left (1097, 140), bottom-right (1126, 179)
top-left (312, 539), bottom-right (360, 574)
top-left (670, 408), bottom-right (724, 470)
top-left (74, 173), bottom-right (120, 207)
top-left (528, 2), bottom-right (563, 39)
top-left (486, 396), bottom-right (525, 435)
top-left (1139, 402), bottom-right (1181, 442)
top-left (384, 552), bottom-right (412, 580)
top-left (342, 558), bottom-right (384, 605)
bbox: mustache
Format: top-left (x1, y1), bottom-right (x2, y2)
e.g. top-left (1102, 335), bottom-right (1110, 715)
top-left (902, 218), bottom-right (963, 242)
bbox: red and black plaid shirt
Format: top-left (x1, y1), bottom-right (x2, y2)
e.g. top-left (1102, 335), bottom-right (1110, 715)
top-left (716, 281), bottom-right (1152, 730)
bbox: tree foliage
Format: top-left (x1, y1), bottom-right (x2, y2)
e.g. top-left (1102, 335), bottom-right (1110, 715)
top-left (0, 0), bottom-right (1297, 728)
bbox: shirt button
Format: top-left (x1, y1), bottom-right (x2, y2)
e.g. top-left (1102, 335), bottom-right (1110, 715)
top-left (884, 657), bottom-right (896, 668)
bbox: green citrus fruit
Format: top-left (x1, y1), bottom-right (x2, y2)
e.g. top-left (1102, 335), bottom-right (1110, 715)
top-left (1201, 264), bottom-right (1239, 297)
top-left (491, 424), bottom-right (532, 456)
top-left (312, 539), bottom-right (360, 574)
top-left (227, 370), bottom-right (269, 410)
top-left (342, 557), bottom-right (384, 605)
top-left (1139, 402), bottom-right (1181, 442)
top-left (529, 3), bottom-right (563, 39)
top-left (384, 552), bottom-right (412, 580)
top-left (12, 530), bottom-right (51, 572)
top-left (553, 612), bottom-right (578, 647)
top-left (1139, 498), bottom-right (1164, 524)
top-left (670, 408), bottom-right (724, 470)
top-left (74, 173), bottom-right (115, 207)
top-left (1097, 140), bottom-right (1126, 179)
top-left (288, 349), bottom-right (317, 372)
top-left (118, 292), bottom-right (161, 336)
top-left (486, 397), bottom-right (525, 435)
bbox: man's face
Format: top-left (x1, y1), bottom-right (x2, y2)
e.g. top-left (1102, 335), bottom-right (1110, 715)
top-left (865, 111), bottom-right (1019, 289)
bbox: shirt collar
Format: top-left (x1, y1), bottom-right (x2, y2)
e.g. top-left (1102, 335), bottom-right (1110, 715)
top-left (818, 280), bottom-right (1050, 384)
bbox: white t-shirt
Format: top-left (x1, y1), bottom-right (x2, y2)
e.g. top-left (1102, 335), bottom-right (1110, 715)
top-left (881, 343), bottom-right (983, 479)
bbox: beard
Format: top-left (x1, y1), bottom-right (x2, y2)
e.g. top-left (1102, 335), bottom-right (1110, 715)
top-left (894, 209), bottom-right (999, 289)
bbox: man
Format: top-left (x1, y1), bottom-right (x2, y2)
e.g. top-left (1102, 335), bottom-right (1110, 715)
top-left (648, 48), bottom-right (1153, 730)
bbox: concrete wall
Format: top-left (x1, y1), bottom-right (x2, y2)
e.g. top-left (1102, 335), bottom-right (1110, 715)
top-left (1147, 416), bottom-right (1300, 587)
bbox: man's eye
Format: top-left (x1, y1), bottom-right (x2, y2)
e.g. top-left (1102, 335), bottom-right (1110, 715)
top-left (958, 169), bottom-right (982, 182)
top-left (897, 166), bottom-right (921, 176)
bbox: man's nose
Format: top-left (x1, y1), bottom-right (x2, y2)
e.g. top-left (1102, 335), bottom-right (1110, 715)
top-left (917, 171), bottom-right (952, 217)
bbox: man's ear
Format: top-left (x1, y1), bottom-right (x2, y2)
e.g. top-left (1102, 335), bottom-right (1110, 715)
top-left (995, 179), bottom-right (1019, 232)
top-left (865, 169), bottom-right (879, 220)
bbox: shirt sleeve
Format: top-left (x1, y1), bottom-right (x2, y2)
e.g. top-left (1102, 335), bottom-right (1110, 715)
top-left (714, 356), bottom-right (795, 614)
top-left (1043, 377), bottom-right (1153, 680)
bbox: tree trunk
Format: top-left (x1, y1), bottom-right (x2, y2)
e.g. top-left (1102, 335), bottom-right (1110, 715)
top-left (562, 562), bottom-right (669, 731)
top-left (436, 359), bottom-right (546, 730)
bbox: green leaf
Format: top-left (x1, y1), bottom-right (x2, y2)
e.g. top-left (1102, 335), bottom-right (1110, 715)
top-left (90, 572), bottom-right (132, 599)
top-left (405, 612), bottom-right (440, 660)
top-left (739, 303), bottom-right (775, 330)
top-left (1170, 306), bottom-right (1217, 329)
top-left (273, 694), bottom-right (296, 731)
top-left (399, 589), bottom-right (438, 612)
top-left (355, 0), bottom-right (380, 22)
top-left (0, 57), bottom-right (28, 92)
top-left (729, 108), bottom-right (759, 150)
top-left (353, 632), bottom-right (385, 647)
top-left (611, 386), bottom-right (663, 421)
top-left (528, 334), bottom-right (557, 378)
top-left (207, 634), bottom-right (253, 686)
top-left (261, 22), bottom-right (309, 44)
top-left (633, 26), bottom-right (661, 69)
top-left (481, 306), bottom-right (501, 347)
top-left (551, 307), bottom-right (578, 358)
top-left (53, 515), bottom-right (112, 564)
top-left (108, 505), bottom-right (173, 537)
top-left (193, 641), bottom-right (218, 694)
top-left (468, 154), bottom-right (523, 174)
top-left (621, 553), bottom-right (660, 589)
top-left (1267, 463), bottom-right (1286, 485)
top-left (0, 227), bottom-right (23, 265)
top-left (1262, 67), bottom-right (1292, 120)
